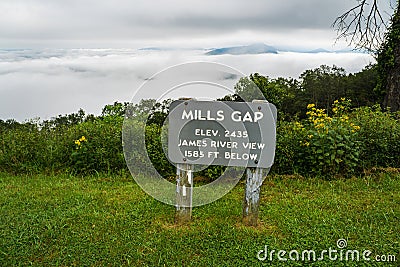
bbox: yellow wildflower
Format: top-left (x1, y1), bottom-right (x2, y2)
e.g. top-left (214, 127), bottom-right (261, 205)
top-left (74, 140), bottom-right (81, 146)
top-left (341, 115), bottom-right (349, 122)
top-left (79, 136), bottom-right (86, 142)
top-left (307, 103), bottom-right (315, 109)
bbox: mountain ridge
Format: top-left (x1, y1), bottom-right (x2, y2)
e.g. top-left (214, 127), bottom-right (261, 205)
top-left (205, 43), bottom-right (278, 55)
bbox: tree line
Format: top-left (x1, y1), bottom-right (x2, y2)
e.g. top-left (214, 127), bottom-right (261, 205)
top-left (0, 63), bottom-right (383, 131)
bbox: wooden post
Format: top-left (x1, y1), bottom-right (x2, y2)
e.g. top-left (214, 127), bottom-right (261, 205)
top-left (175, 163), bottom-right (193, 224)
top-left (243, 167), bottom-right (269, 226)
top-left (243, 99), bottom-right (273, 226)
top-left (174, 98), bottom-right (195, 224)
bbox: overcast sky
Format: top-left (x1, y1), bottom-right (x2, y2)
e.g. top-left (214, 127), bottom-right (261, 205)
top-left (0, 0), bottom-right (395, 121)
top-left (1, 0), bottom-right (394, 49)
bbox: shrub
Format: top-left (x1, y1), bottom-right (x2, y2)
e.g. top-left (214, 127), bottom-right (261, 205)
top-left (68, 116), bottom-right (127, 174)
top-left (0, 100), bottom-right (399, 178)
top-left (0, 125), bottom-right (43, 173)
top-left (298, 99), bottom-right (361, 177)
top-left (352, 105), bottom-right (400, 169)
top-left (273, 121), bottom-right (305, 174)
top-left (274, 99), bottom-right (362, 177)
top-left (145, 123), bottom-right (175, 178)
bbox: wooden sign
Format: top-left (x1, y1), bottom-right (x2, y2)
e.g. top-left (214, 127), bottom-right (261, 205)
top-left (168, 100), bottom-right (277, 168)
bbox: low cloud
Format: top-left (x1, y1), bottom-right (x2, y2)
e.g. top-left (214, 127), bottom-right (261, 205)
top-left (0, 49), bottom-right (374, 121)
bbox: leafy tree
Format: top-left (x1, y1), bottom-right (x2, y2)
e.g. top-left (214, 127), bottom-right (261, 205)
top-left (233, 73), bottom-right (297, 118)
top-left (0, 119), bottom-right (21, 131)
top-left (299, 65), bottom-right (347, 113)
top-left (233, 76), bottom-right (262, 102)
top-left (334, 0), bottom-right (400, 111)
top-left (217, 94), bottom-right (242, 102)
top-left (147, 99), bottom-right (173, 126)
top-left (376, 5), bottom-right (400, 111)
top-left (41, 109), bottom-right (87, 129)
top-left (231, 65), bottom-right (381, 120)
top-left (250, 74), bottom-right (296, 109)
top-left (346, 64), bottom-right (380, 106)
top-left (101, 101), bottom-right (130, 117)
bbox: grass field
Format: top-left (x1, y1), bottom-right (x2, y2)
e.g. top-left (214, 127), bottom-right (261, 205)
top-left (0, 172), bottom-right (399, 266)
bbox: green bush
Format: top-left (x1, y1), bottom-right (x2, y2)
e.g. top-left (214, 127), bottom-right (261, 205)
top-left (0, 125), bottom-right (43, 173)
top-left (273, 121), bottom-right (304, 174)
top-left (0, 100), bottom-right (399, 178)
top-left (274, 99), bottom-right (363, 178)
top-left (352, 105), bottom-right (400, 169)
top-left (298, 99), bottom-right (361, 177)
top-left (145, 123), bottom-right (175, 178)
top-left (68, 116), bottom-right (126, 174)
top-left (0, 115), bottom-right (128, 175)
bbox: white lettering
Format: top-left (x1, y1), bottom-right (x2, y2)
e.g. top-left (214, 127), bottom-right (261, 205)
top-left (254, 112), bottom-right (263, 122)
top-left (242, 112), bottom-right (253, 122)
top-left (178, 139), bottom-right (207, 147)
top-left (242, 142), bottom-right (265, 150)
top-left (250, 154), bottom-right (258, 160)
top-left (277, 250), bottom-right (287, 261)
top-left (231, 111), bottom-right (241, 122)
top-left (182, 109), bottom-right (225, 121)
top-left (230, 111), bottom-right (263, 122)
top-left (257, 246), bottom-right (268, 261)
top-left (210, 141), bottom-right (237, 148)
top-left (206, 110), bottom-right (215, 120)
top-left (363, 250), bottom-right (372, 261)
top-left (182, 110), bottom-right (193, 120)
top-left (208, 151), bottom-right (219, 158)
top-left (224, 152), bottom-right (258, 160)
top-left (194, 129), bottom-right (219, 137)
top-left (197, 110), bottom-right (206, 120)
top-left (217, 110), bottom-right (224, 121)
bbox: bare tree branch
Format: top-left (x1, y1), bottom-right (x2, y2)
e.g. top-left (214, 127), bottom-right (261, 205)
top-left (333, 0), bottom-right (389, 52)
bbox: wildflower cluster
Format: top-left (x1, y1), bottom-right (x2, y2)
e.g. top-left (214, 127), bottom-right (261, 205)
top-left (304, 98), bottom-right (360, 136)
top-left (306, 104), bottom-right (332, 132)
top-left (333, 98), bottom-right (360, 133)
top-left (350, 122), bottom-right (361, 132)
top-left (74, 136), bottom-right (87, 149)
top-left (296, 99), bottom-right (362, 176)
top-left (332, 97), bottom-right (351, 115)
top-left (293, 121), bottom-right (305, 131)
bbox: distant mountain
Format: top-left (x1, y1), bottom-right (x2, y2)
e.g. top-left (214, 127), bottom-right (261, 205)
top-left (138, 47), bottom-right (205, 51)
top-left (137, 45), bottom-right (366, 55)
top-left (277, 48), bottom-right (332, 53)
top-left (138, 47), bottom-right (163, 51)
top-left (206, 43), bottom-right (278, 55)
top-left (307, 48), bottom-right (331, 53)
top-left (334, 48), bottom-right (368, 54)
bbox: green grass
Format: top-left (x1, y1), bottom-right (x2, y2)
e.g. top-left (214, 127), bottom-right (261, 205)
top-left (0, 172), bottom-right (399, 266)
